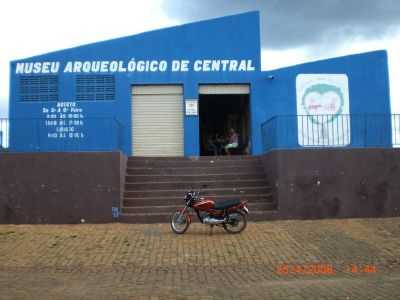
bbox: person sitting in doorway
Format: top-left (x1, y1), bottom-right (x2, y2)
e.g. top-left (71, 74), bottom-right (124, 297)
top-left (214, 133), bottom-right (225, 155)
top-left (224, 128), bottom-right (239, 155)
top-left (206, 133), bottom-right (224, 156)
top-left (206, 134), bottom-right (219, 156)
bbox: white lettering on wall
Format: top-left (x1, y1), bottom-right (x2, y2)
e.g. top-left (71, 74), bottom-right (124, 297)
top-left (14, 59), bottom-right (256, 74)
top-left (15, 62), bottom-right (60, 74)
top-left (42, 102), bottom-right (85, 139)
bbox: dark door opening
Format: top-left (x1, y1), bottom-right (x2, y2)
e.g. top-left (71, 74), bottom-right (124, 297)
top-left (199, 94), bottom-right (250, 156)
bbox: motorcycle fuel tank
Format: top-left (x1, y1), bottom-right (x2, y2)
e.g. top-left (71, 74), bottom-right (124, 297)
top-left (193, 197), bottom-right (215, 211)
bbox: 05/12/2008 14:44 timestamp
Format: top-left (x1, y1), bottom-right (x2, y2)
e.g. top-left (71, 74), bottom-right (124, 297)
top-left (276, 264), bottom-right (378, 276)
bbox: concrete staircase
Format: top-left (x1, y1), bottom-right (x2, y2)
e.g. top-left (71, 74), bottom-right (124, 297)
top-left (120, 156), bottom-right (276, 223)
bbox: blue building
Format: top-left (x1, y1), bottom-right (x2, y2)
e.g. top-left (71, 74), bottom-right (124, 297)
top-left (9, 11), bottom-right (392, 156)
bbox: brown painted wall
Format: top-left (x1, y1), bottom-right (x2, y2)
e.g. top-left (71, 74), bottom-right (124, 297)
top-left (0, 152), bottom-right (126, 224)
top-left (2, 149), bottom-right (399, 223)
top-left (261, 148), bottom-right (400, 220)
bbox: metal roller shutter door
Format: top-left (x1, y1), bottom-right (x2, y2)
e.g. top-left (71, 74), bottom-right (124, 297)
top-left (132, 85), bottom-right (184, 156)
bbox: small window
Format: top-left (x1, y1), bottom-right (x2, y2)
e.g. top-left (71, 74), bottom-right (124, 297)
top-left (76, 75), bottom-right (115, 101)
top-left (19, 75), bottom-right (58, 102)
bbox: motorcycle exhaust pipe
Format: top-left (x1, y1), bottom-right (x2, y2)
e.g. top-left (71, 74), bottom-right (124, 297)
top-left (203, 217), bottom-right (226, 225)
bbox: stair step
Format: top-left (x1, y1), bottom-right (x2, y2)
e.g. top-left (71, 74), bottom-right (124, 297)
top-left (125, 173), bottom-right (266, 183)
top-left (123, 186), bottom-right (271, 198)
top-left (121, 155), bottom-right (273, 224)
top-left (123, 193), bottom-right (273, 206)
top-left (127, 155), bottom-right (258, 162)
top-left (125, 179), bottom-right (268, 190)
top-left (127, 159), bottom-right (261, 168)
top-left (126, 165), bottom-right (265, 175)
top-left (121, 202), bottom-right (277, 214)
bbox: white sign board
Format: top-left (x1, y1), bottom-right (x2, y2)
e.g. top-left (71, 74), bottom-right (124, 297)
top-left (296, 74), bottom-right (350, 147)
top-left (185, 100), bottom-right (198, 116)
top-left (42, 102), bottom-right (85, 139)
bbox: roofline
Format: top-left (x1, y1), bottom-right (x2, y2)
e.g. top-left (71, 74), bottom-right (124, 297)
top-left (262, 50), bottom-right (388, 73)
top-left (11, 11), bottom-right (260, 63)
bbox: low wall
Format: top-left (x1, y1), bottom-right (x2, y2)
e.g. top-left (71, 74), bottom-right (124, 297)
top-left (261, 148), bottom-right (400, 219)
top-left (2, 149), bottom-right (399, 223)
top-left (0, 152), bottom-right (126, 224)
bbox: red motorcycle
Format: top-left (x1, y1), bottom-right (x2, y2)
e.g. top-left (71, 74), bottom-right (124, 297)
top-left (170, 190), bottom-right (249, 234)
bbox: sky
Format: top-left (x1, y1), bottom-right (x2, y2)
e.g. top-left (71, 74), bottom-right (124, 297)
top-left (0, 0), bottom-right (399, 118)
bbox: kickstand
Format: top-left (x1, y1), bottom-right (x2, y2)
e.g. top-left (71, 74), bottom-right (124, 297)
top-left (209, 225), bottom-right (214, 235)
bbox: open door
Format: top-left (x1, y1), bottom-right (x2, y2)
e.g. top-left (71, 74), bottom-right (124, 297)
top-left (199, 85), bottom-right (250, 156)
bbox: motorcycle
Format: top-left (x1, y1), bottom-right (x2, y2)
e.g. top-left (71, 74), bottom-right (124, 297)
top-left (170, 190), bottom-right (249, 234)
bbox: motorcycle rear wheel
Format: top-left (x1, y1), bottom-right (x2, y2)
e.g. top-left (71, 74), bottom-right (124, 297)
top-left (170, 211), bottom-right (190, 234)
top-left (223, 211), bottom-right (247, 234)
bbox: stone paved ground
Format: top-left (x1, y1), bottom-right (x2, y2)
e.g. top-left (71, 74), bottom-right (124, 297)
top-left (1, 218), bottom-right (400, 299)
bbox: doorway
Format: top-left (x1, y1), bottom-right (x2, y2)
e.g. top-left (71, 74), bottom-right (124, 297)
top-left (199, 85), bottom-right (250, 156)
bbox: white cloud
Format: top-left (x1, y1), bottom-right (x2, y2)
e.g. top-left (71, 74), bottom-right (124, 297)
top-left (0, 0), bottom-right (178, 116)
top-left (261, 48), bottom-right (312, 71)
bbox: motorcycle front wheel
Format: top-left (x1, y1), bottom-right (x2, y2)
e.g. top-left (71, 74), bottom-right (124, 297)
top-left (170, 211), bottom-right (190, 234)
top-left (223, 211), bottom-right (247, 234)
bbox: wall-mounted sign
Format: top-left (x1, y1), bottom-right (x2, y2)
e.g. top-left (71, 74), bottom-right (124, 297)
top-left (42, 101), bottom-right (85, 139)
top-left (296, 74), bottom-right (350, 147)
top-left (14, 59), bottom-right (256, 74)
top-left (185, 99), bottom-right (198, 116)
top-left (112, 207), bottom-right (120, 219)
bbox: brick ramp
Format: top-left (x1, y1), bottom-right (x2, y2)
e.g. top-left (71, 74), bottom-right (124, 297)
top-left (120, 155), bottom-right (276, 223)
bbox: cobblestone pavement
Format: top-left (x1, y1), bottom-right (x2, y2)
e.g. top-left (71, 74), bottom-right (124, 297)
top-left (1, 218), bottom-right (400, 299)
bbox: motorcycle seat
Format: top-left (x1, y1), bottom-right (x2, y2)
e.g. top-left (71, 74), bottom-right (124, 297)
top-left (213, 199), bottom-right (241, 210)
